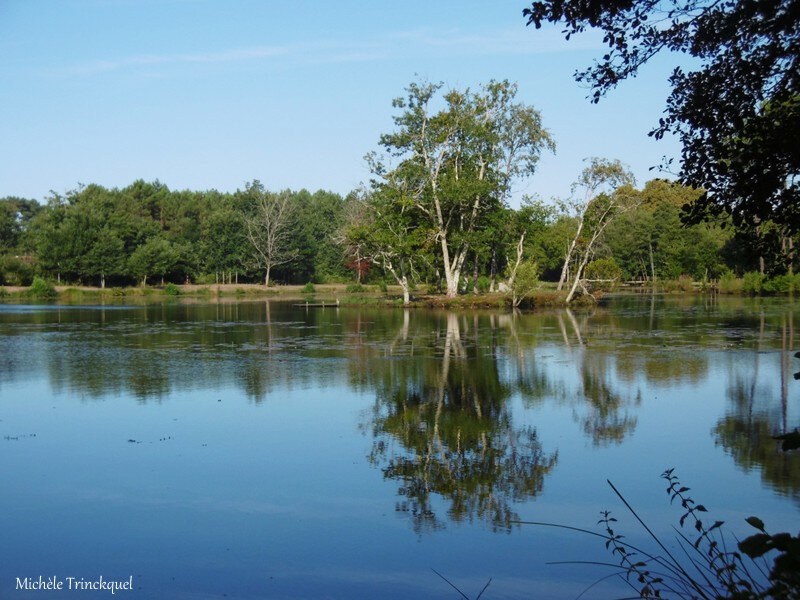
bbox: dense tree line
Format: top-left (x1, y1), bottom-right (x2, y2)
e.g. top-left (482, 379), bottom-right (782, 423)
top-left (0, 174), bottom-right (792, 292)
top-left (0, 181), bottom-right (349, 287)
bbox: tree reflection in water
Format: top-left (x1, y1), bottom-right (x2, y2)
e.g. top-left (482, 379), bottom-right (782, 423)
top-left (558, 309), bottom-right (640, 446)
top-left (578, 358), bottom-right (641, 446)
top-left (366, 312), bottom-right (557, 533)
top-left (4, 298), bottom-right (797, 518)
top-left (714, 310), bottom-right (800, 503)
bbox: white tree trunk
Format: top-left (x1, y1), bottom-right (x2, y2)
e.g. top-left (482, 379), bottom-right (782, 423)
top-left (506, 232), bottom-right (526, 288)
top-left (400, 275), bottom-right (410, 305)
top-left (380, 258), bottom-right (411, 305)
top-left (565, 248), bottom-right (593, 303)
top-left (558, 217), bottom-right (584, 291)
top-left (439, 234), bottom-right (460, 298)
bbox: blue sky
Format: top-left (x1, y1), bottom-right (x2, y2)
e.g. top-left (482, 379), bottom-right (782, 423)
top-left (0, 0), bottom-right (682, 206)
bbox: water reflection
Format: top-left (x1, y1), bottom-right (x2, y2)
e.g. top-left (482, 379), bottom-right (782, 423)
top-left (578, 352), bottom-right (640, 445)
top-left (555, 309), bottom-right (640, 445)
top-left (714, 310), bottom-right (800, 503)
top-left (5, 296), bottom-right (800, 600)
top-left (365, 312), bottom-right (557, 532)
top-left (1, 296), bottom-right (798, 520)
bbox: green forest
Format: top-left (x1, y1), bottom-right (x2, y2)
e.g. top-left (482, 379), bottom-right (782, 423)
top-left (0, 80), bottom-right (796, 303)
top-left (0, 173), bottom-right (795, 296)
top-left (1, 174), bottom-right (792, 294)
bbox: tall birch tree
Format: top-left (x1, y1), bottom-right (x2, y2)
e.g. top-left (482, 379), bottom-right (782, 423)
top-left (557, 158), bottom-right (635, 291)
top-left (557, 159), bottom-right (637, 303)
top-left (370, 80), bottom-right (554, 298)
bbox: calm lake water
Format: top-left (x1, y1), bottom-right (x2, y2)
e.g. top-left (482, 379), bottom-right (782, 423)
top-left (1, 295), bottom-right (798, 599)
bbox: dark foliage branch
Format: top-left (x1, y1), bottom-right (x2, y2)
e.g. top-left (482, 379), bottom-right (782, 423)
top-left (524, 0), bottom-right (800, 234)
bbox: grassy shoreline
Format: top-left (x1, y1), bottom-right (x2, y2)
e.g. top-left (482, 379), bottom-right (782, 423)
top-left (2, 275), bottom-right (796, 309)
top-left (0, 282), bottom-right (586, 309)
